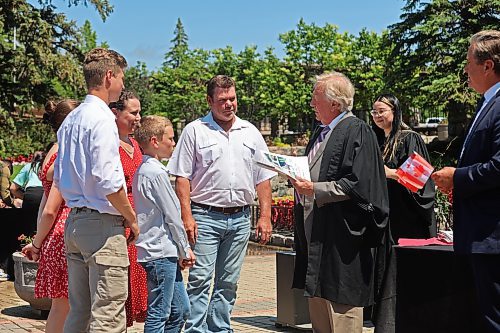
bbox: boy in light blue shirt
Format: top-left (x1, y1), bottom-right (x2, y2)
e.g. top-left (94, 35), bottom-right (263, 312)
top-left (132, 115), bottom-right (195, 333)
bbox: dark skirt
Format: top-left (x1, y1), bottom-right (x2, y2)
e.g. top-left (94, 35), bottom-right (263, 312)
top-left (21, 186), bottom-right (44, 236)
top-left (0, 186), bottom-right (43, 279)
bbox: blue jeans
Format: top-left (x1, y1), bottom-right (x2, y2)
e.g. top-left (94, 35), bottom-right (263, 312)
top-left (184, 206), bottom-right (251, 333)
top-left (141, 257), bottom-right (190, 333)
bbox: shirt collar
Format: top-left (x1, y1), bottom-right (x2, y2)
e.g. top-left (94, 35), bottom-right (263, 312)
top-left (83, 94), bottom-right (115, 121)
top-left (142, 154), bottom-right (168, 169)
top-left (483, 81), bottom-right (500, 105)
top-left (324, 111), bottom-right (348, 130)
top-left (201, 111), bottom-right (248, 131)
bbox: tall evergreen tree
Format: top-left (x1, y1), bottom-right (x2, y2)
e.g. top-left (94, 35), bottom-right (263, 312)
top-left (163, 18), bottom-right (188, 68)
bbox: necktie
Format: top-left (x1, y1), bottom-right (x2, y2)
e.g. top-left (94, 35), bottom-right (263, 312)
top-left (308, 126), bottom-right (331, 164)
top-left (294, 126), bottom-right (331, 206)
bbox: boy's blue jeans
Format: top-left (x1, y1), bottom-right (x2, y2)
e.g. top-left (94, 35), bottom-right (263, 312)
top-left (141, 257), bottom-right (190, 333)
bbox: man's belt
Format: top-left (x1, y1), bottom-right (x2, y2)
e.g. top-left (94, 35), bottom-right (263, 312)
top-left (191, 202), bottom-right (249, 215)
top-left (73, 207), bottom-right (98, 214)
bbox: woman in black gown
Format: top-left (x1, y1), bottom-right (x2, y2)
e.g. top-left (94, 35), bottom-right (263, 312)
top-left (371, 94), bottom-right (436, 242)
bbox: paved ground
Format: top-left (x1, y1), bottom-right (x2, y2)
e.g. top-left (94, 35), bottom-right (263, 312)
top-left (0, 248), bottom-right (374, 332)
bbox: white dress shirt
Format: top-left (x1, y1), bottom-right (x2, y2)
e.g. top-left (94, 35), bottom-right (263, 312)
top-left (133, 155), bottom-right (190, 262)
top-left (167, 112), bottom-right (276, 207)
top-left (54, 95), bottom-right (125, 215)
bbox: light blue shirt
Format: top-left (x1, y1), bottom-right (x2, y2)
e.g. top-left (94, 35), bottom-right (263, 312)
top-left (53, 95), bottom-right (125, 215)
top-left (326, 111), bottom-right (347, 130)
top-left (13, 163), bottom-right (42, 189)
top-left (461, 81), bottom-right (500, 158)
top-left (132, 155), bottom-right (190, 262)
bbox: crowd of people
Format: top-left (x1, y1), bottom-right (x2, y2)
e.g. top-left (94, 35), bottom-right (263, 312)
top-left (0, 28), bottom-right (496, 333)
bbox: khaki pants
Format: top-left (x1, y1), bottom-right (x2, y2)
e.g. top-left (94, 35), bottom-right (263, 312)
top-left (63, 208), bottom-right (129, 333)
top-left (308, 297), bottom-right (363, 333)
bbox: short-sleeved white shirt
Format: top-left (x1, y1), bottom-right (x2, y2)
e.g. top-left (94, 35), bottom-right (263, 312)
top-left (167, 112), bottom-right (276, 207)
top-left (54, 94), bottom-right (125, 215)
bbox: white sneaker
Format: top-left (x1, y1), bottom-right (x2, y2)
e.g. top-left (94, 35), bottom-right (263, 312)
top-left (0, 268), bottom-right (9, 281)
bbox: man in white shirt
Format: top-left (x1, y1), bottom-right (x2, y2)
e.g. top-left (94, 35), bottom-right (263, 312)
top-left (167, 75), bottom-right (276, 333)
top-left (54, 48), bottom-right (139, 333)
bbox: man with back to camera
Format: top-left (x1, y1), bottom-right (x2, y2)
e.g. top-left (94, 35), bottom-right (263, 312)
top-left (432, 30), bottom-right (500, 333)
top-left (54, 48), bottom-right (139, 333)
top-left (167, 75), bottom-right (276, 332)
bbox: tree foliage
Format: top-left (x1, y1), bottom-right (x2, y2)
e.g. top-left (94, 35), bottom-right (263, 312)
top-left (41, 0), bottom-right (113, 21)
top-left (387, 0), bottom-right (500, 135)
top-left (125, 61), bottom-right (153, 113)
top-left (163, 18), bottom-right (188, 68)
top-left (0, 0), bottom-right (84, 114)
top-left (2, 0), bottom-right (500, 157)
top-left (0, 0), bottom-right (110, 158)
top-left (151, 48), bottom-right (212, 123)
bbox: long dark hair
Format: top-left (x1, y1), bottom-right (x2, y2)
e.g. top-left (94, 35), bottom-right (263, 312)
top-left (372, 93), bottom-right (410, 162)
top-left (28, 151), bottom-right (45, 177)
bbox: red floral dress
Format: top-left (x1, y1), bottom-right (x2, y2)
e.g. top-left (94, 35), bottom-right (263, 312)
top-left (120, 138), bottom-right (148, 327)
top-left (35, 152), bottom-right (70, 299)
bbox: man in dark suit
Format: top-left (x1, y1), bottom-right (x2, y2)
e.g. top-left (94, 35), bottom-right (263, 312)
top-left (290, 72), bottom-right (389, 333)
top-left (433, 30), bottom-right (500, 333)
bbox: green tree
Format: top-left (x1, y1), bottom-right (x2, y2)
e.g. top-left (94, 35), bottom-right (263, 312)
top-left (43, 0), bottom-right (113, 21)
top-left (163, 18), bottom-right (189, 68)
top-left (279, 19), bottom-right (354, 77)
top-left (234, 45), bottom-right (261, 121)
top-left (209, 46), bottom-right (238, 77)
top-left (125, 61), bottom-right (153, 112)
top-left (348, 29), bottom-right (392, 114)
top-left (0, 0), bottom-right (112, 158)
top-left (0, 0), bottom-right (84, 113)
top-left (152, 48), bottom-right (212, 124)
top-left (277, 20), bottom-right (356, 133)
top-left (254, 48), bottom-right (311, 136)
top-left (78, 19), bottom-right (109, 53)
top-left (79, 20), bottom-right (97, 54)
top-left (387, 0), bottom-right (500, 136)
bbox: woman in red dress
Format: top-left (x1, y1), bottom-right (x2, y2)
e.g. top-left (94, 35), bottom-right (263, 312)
top-left (22, 100), bottom-right (79, 333)
top-left (110, 91), bottom-right (148, 327)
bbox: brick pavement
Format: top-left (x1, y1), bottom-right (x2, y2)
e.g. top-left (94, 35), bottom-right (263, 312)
top-left (0, 251), bottom-right (374, 332)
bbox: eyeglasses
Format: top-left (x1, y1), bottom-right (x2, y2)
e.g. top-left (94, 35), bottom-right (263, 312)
top-left (370, 109), bottom-right (392, 117)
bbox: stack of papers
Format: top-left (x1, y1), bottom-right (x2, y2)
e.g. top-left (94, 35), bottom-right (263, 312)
top-left (255, 151), bottom-right (310, 181)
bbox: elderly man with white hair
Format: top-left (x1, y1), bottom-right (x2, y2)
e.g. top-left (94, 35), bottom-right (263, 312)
top-left (290, 71), bottom-right (390, 333)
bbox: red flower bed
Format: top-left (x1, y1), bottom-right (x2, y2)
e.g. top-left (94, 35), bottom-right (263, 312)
top-left (3, 154), bottom-right (33, 164)
top-left (271, 197), bottom-right (295, 231)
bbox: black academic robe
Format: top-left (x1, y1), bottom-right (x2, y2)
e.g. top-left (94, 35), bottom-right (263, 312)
top-left (293, 116), bottom-right (390, 307)
top-left (383, 131), bottom-right (436, 241)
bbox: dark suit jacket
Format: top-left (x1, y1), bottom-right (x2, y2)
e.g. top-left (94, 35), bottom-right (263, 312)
top-left (453, 88), bottom-right (500, 254)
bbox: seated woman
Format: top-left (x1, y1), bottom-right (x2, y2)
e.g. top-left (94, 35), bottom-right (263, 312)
top-left (10, 151), bottom-right (45, 237)
top-left (371, 94), bottom-right (436, 242)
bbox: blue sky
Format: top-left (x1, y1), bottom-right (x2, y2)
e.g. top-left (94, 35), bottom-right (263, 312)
top-left (60, 0), bottom-right (405, 71)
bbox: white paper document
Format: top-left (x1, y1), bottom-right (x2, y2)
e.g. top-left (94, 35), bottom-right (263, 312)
top-left (255, 150), bottom-right (311, 181)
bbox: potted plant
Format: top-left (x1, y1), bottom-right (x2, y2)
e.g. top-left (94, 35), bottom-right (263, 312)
top-left (12, 234), bottom-right (52, 313)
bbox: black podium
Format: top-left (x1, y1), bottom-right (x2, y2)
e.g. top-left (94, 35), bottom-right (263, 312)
top-left (375, 245), bottom-right (485, 333)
